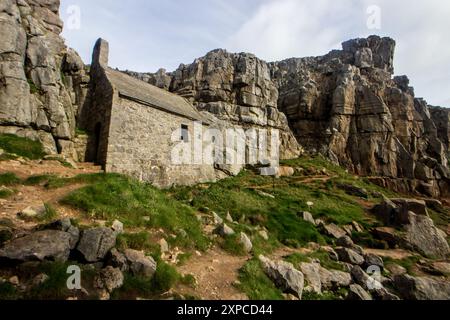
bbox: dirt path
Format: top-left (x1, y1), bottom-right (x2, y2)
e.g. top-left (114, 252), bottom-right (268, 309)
top-left (176, 247), bottom-right (249, 300)
top-left (0, 160), bottom-right (102, 230)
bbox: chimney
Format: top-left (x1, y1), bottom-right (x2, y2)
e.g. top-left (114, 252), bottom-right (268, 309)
top-left (92, 38), bottom-right (109, 68)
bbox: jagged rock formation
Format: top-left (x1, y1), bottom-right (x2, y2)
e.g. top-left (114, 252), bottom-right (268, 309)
top-left (1, 0), bottom-right (449, 196)
top-left (0, 0), bottom-right (89, 160)
top-left (124, 50), bottom-right (303, 159)
top-left (269, 36), bottom-right (450, 197)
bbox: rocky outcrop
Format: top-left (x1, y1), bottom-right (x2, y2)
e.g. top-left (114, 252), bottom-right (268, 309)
top-left (124, 50), bottom-right (303, 160)
top-left (270, 35), bottom-right (450, 197)
top-left (0, 0), bottom-right (89, 159)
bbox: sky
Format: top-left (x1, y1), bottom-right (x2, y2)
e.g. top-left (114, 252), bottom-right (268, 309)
top-left (60, 0), bottom-right (450, 107)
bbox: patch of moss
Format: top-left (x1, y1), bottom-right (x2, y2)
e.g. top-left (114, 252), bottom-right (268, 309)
top-left (0, 134), bottom-right (46, 160)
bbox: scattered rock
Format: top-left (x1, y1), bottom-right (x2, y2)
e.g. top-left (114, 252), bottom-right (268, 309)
top-left (277, 166), bottom-right (295, 177)
top-left (76, 228), bottom-right (117, 262)
top-left (386, 264), bottom-right (407, 276)
top-left (18, 204), bottom-right (46, 219)
top-left (318, 267), bottom-right (352, 290)
top-left (159, 238), bottom-right (169, 253)
top-left (336, 247), bottom-right (365, 265)
top-left (393, 274), bottom-right (450, 300)
top-left (9, 276), bottom-right (19, 286)
top-left (337, 184), bottom-right (369, 199)
top-left (321, 223), bottom-right (346, 239)
top-left (404, 212), bottom-right (449, 258)
top-left (212, 212), bottom-right (223, 225)
top-left (300, 211), bottom-right (316, 225)
top-left (300, 262), bottom-right (322, 294)
top-left (239, 232), bottom-right (253, 253)
top-left (214, 223), bottom-right (235, 237)
top-left (258, 230), bottom-right (269, 241)
top-left (107, 248), bottom-right (129, 272)
top-left (111, 220), bottom-right (124, 234)
top-left (32, 274), bottom-right (49, 287)
top-left (391, 198), bottom-right (428, 216)
top-left (342, 225), bottom-right (354, 236)
top-left (352, 221), bottom-right (364, 233)
top-left (351, 266), bottom-right (383, 292)
top-left (124, 249), bottom-right (157, 277)
top-left (259, 255), bottom-right (304, 299)
top-left (225, 212), bottom-right (234, 223)
top-left (347, 284), bottom-right (372, 300)
top-left (363, 253), bottom-right (384, 270)
top-left (336, 236), bottom-right (354, 248)
top-left (94, 266), bottom-right (124, 293)
top-left (0, 230), bottom-right (72, 262)
top-left (43, 218), bottom-right (80, 249)
top-left (321, 246), bottom-right (339, 261)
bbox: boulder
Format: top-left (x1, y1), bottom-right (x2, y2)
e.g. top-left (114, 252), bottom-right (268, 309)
top-left (336, 184), bottom-right (369, 199)
top-left (124, 249), bottom-right (157, 278)
top-left (300, 262), bottom-right (322, 294)
top-left (391, 199), bottom-right (428, 216)
top-left (76, 228), bottom-right (117, 262)
top-left (18, 204), bottom-right (46, 219)
top-left (42, 218), bottom-right (79, 249)
top-left (0, 230), bottom-right (72, 262)
top-left (404, 212), bottom-right (449, 259)
top-left (259, 255), bottom-right (304, 299)
top-left (393, 274), bottom-right (450, 300)
top-left (214, 223), bottom-right (235, 237)
top-left (94, 266), bottom-right (124, 293)
top-left (107, 248), bottom-right (129, 272)
top-left (239, 232), bottom-right (253, 253)
top-left (159, 238), bottom-right (169, 253)
top-left (321, 223), bottom-right (346, 239)
top-left (318, 267), bottom-right (352, 290)
top-left (351, 266), bottom-right (383, 292)
top-left (111, 220), bottom-right (124, 234)
top-left (347, 284), bottom-right (373, 300)
top-left (363, 253), bottom-right (384, 270)
top-left (336, 247), bottom-right (365, 265)
top-left (300, 211), bottom-right (316, 225)
top-left (336, 236), bottom-right (354, 248)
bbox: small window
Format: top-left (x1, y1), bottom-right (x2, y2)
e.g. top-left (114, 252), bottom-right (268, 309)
top-left (181, 124), bottom-right (189, 142)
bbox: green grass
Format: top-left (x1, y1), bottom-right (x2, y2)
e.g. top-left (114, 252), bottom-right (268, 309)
top-left (27, 78), bottom-right (40, 94)
top-left (0, 173), bottom-right (21, 186)
top-left (116, 232), bottom-right (160, 255)
top-left (384, 256), bottom-right (421, 276)
top-left (170, 163), bottom-right (375, 249)
top-left (0, 134), bottom-right (46, 160)
top-left (61, 174), bottom-right (209, 250)
top-left (285, 249), bottom-right (345, 272)
top-left (25, 261), bottom-right (73, 300)
top-left (237, 259), bottom-right (284, 300)
top-left (111, 259), bottom-right (183, 300)
top-left (0, 282), bottom-right (19, 300)
top-left (0, 187), bottom-right (15, 199)
top-left (303, 288), bottom-right (348, 300)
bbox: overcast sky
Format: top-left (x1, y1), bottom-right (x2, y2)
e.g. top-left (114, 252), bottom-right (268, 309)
top-left (60, 0), bottom-right (450, 107)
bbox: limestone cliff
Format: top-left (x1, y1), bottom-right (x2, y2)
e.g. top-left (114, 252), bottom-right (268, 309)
top-left (126, 36), bottom-right (450, 196)
top-left (0, 0), bottom-right (88, 160)
top-left (123, 50), bottom-right (303, 159)
top-left (270, 36), bottom-right (450, 197)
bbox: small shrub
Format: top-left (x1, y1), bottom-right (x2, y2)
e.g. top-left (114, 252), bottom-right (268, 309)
top-left (0, 173), bottom-right (21, 186)
top-left (0, 282), bottom-right (19, 300)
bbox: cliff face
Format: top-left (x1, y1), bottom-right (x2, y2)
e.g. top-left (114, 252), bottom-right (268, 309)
top-left (1, 1), bottom-right (449, 196)
top-left (269, 36), bottom-right (450, 197)
top-left (0, 0), bottom-right (89, 160)
top-left (124, 50), bottom-right (303, 159)
top-left (125, 36), bottom-right (450, 196)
